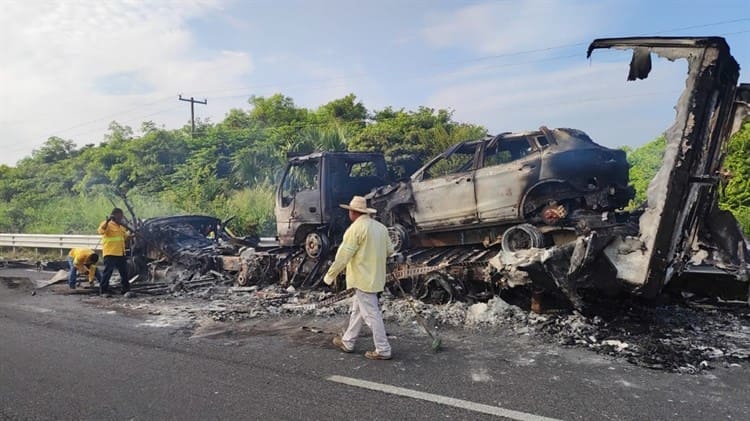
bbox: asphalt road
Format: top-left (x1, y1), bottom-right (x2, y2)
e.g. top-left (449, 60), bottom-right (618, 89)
top-left (1, 269), bottom-right (749, 421)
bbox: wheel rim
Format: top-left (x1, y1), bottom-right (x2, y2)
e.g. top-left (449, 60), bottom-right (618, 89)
top-left (502, 224), bottom-right (543, 253)
top-left (305, 232), bottom-right (329, 259)
top-left (387, 224), bottom-right (408, 252)
top-left (506, 230), bottom-right (532, 250)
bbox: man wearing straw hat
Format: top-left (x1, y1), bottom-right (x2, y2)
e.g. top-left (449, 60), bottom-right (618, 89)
top-left (324, 195), bottom-right (395, 360)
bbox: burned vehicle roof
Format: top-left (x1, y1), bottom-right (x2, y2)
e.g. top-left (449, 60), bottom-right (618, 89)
top-left (368, 126), bottom-right (632, 248)
top-left (285, 151), bottom-right (385, 164)
top-left (141, 214), bottom-right (222, 226)
top-left (133, 215), bottom-right (238, 272)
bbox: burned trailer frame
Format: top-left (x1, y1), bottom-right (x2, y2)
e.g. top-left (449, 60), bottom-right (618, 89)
top-left (485, 37), bottom-right (748, 308)
top-left (586, 37), bottom-right (743, 298)
top-left (667, 83), bottom-right (750, 300)
top-left (237, 36), bottom-right (747, 308)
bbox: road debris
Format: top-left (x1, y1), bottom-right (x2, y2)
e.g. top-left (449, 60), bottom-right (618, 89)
top-left (35, 269), bottom-right (69, 289)
top-left (24, 35), bottom-right (750, 375)
top-left (72, 277), bottom-right (749, 373)
top-left (108, 38), bottom-right (749, 314)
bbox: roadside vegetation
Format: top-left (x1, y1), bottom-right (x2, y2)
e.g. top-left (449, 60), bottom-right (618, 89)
top-left (0, 93), bottom-right (747, 236)
top-left (622, 121), bottom-right (750, 236)
top-left (0, 94), bottom-right (484, 236)
top-left (718, 121), bottom-right (750, 235)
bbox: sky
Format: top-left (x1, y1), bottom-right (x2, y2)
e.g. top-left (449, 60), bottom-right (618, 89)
top-left (1, 0), bottom-right (749, 166)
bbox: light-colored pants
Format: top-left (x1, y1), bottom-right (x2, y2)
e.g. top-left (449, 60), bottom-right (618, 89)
top-left (342, 289), bottom-right (391, 356)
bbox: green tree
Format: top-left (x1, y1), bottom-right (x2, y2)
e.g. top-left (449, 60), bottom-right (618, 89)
top-left (623, 134), bottom-right (666, 207)
top-left (248, 94), bottom-right (310, 128)
top-left (30, 136), bottom-right (77, 163)
top-left (720, 121), bottom-right (750, 234)
top-left (350, 107), bottom-right (485, 177)
top-left (316, 94), bottom-right (367, 126)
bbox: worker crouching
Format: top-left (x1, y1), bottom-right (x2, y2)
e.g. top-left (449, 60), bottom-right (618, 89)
top-left (67, 248), bottom-right (101, 289)
top-left (324, 196), bottom-right (395, 360)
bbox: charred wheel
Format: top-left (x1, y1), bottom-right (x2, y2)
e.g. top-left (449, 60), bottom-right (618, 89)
top-left (387, 224), bottom-right (410, 252)
top-left (238, 254), bottom-right (277, 286)
top-left (417, 272), bottom-right (455, 304)
top-left (501, 223), bottom-right (544, 253)
top-left (304, 231), bottom-right (330, 259)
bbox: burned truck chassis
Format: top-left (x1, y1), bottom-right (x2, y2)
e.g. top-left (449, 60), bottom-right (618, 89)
top-left (228, 37), bottom-right (748, 310)
top-left (233, 244), bottom-right (498, 304)
top-left (133, 37), bottom-right (749, 310)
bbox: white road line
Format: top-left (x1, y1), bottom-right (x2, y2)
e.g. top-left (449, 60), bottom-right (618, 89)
top-left (326, 375), bottom-right (562, 421)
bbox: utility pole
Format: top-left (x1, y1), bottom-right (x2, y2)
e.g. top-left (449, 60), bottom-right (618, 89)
top-left (178, 94), bottom-right (207, 134)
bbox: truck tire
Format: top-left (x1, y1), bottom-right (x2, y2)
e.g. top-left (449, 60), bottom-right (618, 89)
top-left (501, 224), bottom-right (544, 253)
top-left (305, 232), bottom-right (330, 259)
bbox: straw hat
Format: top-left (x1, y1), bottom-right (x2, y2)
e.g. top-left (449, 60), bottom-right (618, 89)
top-left (340, 195), bottom-right (376, 214)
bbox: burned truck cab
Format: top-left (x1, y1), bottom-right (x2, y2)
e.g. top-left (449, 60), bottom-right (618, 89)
top-left (275, 151), bottom-right (389, 258)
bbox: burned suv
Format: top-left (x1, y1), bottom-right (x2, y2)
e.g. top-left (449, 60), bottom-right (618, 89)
top-left (368, 127), bottom-right (633, 250)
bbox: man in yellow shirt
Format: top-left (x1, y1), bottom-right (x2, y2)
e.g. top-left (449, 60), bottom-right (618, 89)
top-left (97, 208), bottom-right (130, 296)
top-left (67, 248), bottom-right (100, 289)
top-left (324, 196), bottom-right (395, 360)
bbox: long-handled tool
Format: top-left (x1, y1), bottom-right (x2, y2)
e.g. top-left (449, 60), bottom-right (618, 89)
top-left (394, 279), bottom-right (442, 352)
top-left (281, 288), bottom-right (356, 311)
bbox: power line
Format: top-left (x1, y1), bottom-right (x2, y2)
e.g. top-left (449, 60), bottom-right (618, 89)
top-left (15, 18), bottom-right (750, 152)
top-left (31, 18), bottom-right (750, 139)
top-left (49, 95), bottom-right (175, 135)
top-left (190, 17), bottom-right (750, 98)
top-left (208, 53), bottom-right (583, 101)
top-left (61, 104), bottom-right (185, 141)
top-left (172, 89), bottom-right (691, 138)
top-left (651, 18), bottom-right (750, 35)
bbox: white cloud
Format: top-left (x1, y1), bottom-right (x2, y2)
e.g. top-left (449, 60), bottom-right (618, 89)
top-left (426, 56), bottom-right (689, 148)
top-left (421, 0), bottom-right (615, 55)
top-left (222, 54), bottom-right (385, 115)
top-left (0, 0), bottom-right (253, 164)
top-left (279, 58), bottom-right (370, 109)
top-left (419, 0), bottom-right (692, 148)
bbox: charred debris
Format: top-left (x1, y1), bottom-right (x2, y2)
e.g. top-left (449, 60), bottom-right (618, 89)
top-left (21, 36), bottom-right (749, 373)
top-left (24, 36), bottom-right (745, 334)
top-left (85, 37), bottom-right (749, 315)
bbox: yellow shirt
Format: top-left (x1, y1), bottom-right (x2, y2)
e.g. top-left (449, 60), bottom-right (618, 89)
top-left (97, 220), bottom-right (128, 257)
top-left (323, 214), bottom-right (394, 293)
top-left (68, 248), bottom-right (97, 283)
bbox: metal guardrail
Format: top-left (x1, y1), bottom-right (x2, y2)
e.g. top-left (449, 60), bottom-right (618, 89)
top-left (0, 233), bottom-right (277, 254)
top-left (0, 234), bottom-right (102, 252)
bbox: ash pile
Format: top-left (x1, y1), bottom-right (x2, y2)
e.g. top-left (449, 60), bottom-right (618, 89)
top-left (169, 284), bottom-right (352, 323)
top-left (382, 293), bottom-right (750, 373)
top-left (127, 266), bottom-right (353, 324)
top-left (532, 297), bottom-right (750, 374)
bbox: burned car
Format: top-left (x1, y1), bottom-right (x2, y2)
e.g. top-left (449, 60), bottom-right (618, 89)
top-left (368, 127), bottom-right (633, 250)
top-left (130, 215), bottom-right (258, 276)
